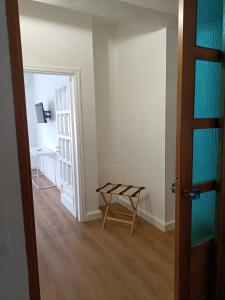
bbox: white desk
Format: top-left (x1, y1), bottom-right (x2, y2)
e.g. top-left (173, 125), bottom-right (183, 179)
top-left (30, 147), bottom-right (57, 190)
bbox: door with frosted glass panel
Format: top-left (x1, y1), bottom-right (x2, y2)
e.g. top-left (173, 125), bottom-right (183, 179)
top-left (175, 0), bottom-right (224, 299)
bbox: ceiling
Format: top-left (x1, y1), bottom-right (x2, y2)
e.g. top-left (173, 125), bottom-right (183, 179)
top-left (120, 0), bottom-right (178, 15)
top-left (33, 0), bottom-right (178, 28)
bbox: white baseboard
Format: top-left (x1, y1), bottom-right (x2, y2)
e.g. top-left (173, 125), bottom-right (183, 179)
top-left (165, 220), bottom-right (175, 231)
top-left (118, 196), bottom-right (175, 232)
top-left (86, 209), bottom-right (102, 221)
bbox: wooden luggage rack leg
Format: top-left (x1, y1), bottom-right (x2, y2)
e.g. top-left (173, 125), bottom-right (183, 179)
top-left (129, 194), bottom-right (141, 236)
top-left (101, 192), bottom-right (113, 230)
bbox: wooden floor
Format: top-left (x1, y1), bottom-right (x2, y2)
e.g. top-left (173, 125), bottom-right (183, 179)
top-left (33, 178), bottom-right (174, 300)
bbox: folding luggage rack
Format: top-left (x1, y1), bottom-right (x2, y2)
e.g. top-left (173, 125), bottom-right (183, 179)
top-left (96, 183), bottom-right (145, 235)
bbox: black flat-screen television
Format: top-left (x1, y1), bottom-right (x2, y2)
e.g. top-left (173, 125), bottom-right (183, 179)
top-left (35, 102), bottom-right (47, 123)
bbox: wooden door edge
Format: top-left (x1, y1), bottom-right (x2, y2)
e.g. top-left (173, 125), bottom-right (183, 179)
top-left (175, 0), bottom-right (197, 298)
top-left (5, 0), bottom-right (41, 299)
top-left (213, 61), bottom-right (225, 300)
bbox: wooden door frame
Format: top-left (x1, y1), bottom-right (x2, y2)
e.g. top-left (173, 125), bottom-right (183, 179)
top-left (4, 0), bottom-right (225, 299)
top-left (214, 43), bottom-right (225, 300)
top-left (175, 0), bottom-right (197, 297)
top-left (4, 0), bottom-right (41, 299)
top-left (214, 143), bottom-right (225, 300)
top-left (24, 65), bottom-right (86, 222)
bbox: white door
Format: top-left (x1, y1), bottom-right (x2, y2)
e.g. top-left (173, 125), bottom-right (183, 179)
top-left (55, 80), bottom-right (77, 217)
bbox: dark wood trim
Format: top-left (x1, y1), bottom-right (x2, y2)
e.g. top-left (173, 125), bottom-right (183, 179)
top-left (192, 181), bottom-right (217, 194)
top-left (194, 46), bottom-right (223, 62)
top-left (5, 1), bottom-right (41, 299)
top-left (191, 240), bottom-right (213, 256)
top-left (191, 241), bottom-right (213, 300)
top-left (214, 161), bottom-right (225, 299)
top-left (192, 118), bottom-right (220, 129)
top-left (175, 0), bottom-right (197, 298)
top-left (213, 57), bottom-right (225, 300)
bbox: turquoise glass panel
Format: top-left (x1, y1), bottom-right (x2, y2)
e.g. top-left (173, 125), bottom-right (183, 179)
top-left (193, 0), bottom-right (223, 247)
top-left (192, 191), bottom-right (216, 245)
top-left (192, 129), bottom-right (220, 184)
top-left (196, 0), bottom-right (223, 50)
top-left (194, 60), bottom-right (222, 118)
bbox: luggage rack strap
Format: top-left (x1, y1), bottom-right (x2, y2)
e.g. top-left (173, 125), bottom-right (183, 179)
top-left (96, 183), bottom-right (146, 197)
top-left (96, 182), bottom-right (111, 192)
top-left (107, 184), bottom-right (122, 194)
top-left (119, 185), bottom-right (133, 195)
top-left (131, 187), bottom-right (145, 197)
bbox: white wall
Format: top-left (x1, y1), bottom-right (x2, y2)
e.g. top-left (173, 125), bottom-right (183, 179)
top-left (165, 28), bottom-right (177, 225)
top-left (0, 1), bottom-right (29, 299)
top-left (92, 19), bottom-right (118, 187)
top-left (116, 24), bottom-right (168, 227)
top-left (93, 21), bottom-right (177, 231)
top-left (24, 72), bottom-right (70, 186)
top-left (19, 0), bottom-right (100, 219)
top-left (24, 72), bottom-right (38, 148)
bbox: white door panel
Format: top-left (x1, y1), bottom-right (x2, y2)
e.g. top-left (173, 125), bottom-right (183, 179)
top-left (55, 80), bottom-right (77, 217)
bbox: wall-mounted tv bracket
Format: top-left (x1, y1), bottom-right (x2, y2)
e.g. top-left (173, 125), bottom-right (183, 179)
top-left (44, 110), bottom-right (51, 119)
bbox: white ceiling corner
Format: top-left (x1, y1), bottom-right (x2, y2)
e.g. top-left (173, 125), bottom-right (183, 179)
top-left (32, 0), bottom-right (178, 28)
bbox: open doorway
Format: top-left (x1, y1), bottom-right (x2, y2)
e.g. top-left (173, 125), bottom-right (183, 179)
top-left (2, 0), bottom-right (225, 299)
top-left (18, 1), bottom-right (177, 299)
top-left (24, 68), bottom-right (85, 220)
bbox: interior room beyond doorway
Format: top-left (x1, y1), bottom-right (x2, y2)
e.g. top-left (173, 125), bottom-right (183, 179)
top-left (24, 70), bottom-right (80, 219)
